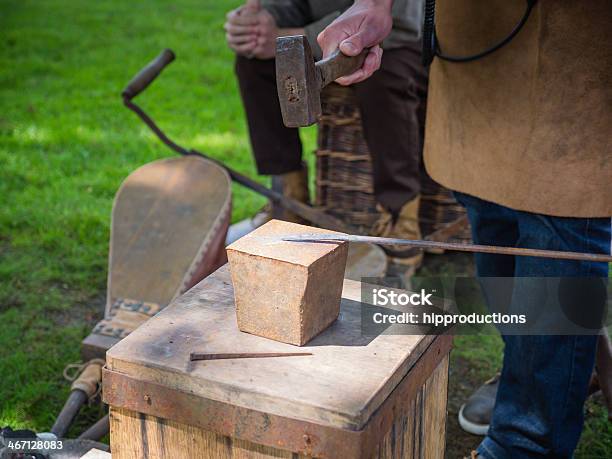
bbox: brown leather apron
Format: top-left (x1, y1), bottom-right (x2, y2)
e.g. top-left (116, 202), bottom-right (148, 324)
top-left (424, 0), bottom-right (612, 217)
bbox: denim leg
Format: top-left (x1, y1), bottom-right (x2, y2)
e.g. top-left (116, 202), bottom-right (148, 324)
top-left (454, 192), bottom-right (518, 278)
top-left (454, 192), bottom-right (519, 318)
top-left (480, 212), bottom-right (610, 459)
top-left (456, 192), bottom-right (611, 458)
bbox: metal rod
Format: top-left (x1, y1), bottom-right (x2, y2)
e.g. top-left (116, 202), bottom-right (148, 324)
top-left (123, 98), bottom-right (356, 233)
top-left (282, 234), bottom-right (612, 263)
top-left (78, 415), bottom-right (110, 441)
top-left (190, 352), bottom-right (313, 361)
top-left (51, 389), bottom-right (88, 438)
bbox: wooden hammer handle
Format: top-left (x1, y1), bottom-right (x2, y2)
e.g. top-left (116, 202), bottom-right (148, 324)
top-left (315, 48), bottom-right (369, 88)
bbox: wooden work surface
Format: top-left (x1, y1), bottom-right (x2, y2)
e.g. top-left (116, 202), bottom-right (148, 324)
top-left (106, 265), bottom-right (436, 431)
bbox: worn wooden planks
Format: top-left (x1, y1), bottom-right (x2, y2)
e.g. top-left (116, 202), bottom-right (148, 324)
top-left (109, 406), bottom-right (300, 459)
top-left (107, 355), bottom-right (449, 459)
top-left (105, 265), bottom-right (438, 430)
top-left (104, 265), bottom-right (451, 458)
top-left (372, 356), bottom-right (449, 459)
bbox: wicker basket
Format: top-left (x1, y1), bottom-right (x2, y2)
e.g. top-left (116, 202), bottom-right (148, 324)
top-left (315, 84), bottom-right (379, 232)
top-left (315, 83), bottom-right (470, 242)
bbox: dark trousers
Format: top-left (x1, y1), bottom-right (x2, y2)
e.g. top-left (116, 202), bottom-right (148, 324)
top-left (456, 191), bottom-right (611, 459)
top-left (235, 44), bottom-right (428, 214)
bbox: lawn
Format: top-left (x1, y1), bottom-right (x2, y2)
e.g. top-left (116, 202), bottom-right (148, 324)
top-left (0, 0), bottom-right (610, 457)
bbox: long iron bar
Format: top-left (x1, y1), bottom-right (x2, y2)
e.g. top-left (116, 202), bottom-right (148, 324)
top-left (282, 234), bottom-right (612, 263)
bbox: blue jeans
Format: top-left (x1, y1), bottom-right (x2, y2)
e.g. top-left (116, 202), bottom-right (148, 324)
top-left (454, 192), bottom-right (611, 459)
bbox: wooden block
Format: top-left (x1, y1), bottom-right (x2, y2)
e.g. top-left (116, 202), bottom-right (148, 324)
top-left (226, 219), bottom-right (348, 346)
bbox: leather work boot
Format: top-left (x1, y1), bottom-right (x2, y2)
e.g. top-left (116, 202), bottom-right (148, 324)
top-left (458, 373), bottom-right (500, 436)
top-left (251, 163), bottom-right (310, 227)
top-left (371, 196), bottom-right (423, 275)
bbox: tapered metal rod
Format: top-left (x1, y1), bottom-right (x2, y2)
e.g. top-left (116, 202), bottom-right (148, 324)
top-left (190, 352), bottom-right (313, 361)
top-left (282, 234), bottom-right (612, 263)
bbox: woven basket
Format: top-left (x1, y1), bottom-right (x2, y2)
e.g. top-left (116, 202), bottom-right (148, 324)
top-left (315, 84), bottom-right (379, 232)
top-left (315, 83), bottom-right (470, 242)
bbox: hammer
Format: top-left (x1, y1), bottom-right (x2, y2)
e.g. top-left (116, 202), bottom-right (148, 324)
top-left (276, 35), bottom-right (367, 127)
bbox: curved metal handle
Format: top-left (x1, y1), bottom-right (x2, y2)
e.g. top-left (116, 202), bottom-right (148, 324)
top-left (122, 49), bottom-right (175, 100)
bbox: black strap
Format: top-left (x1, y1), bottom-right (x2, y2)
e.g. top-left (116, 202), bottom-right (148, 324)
top-left (423, 0), bottom-right (538, 66)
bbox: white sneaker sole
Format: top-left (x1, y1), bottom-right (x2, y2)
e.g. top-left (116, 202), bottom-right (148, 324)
top-left (458, 404), bottom-right (489, 436)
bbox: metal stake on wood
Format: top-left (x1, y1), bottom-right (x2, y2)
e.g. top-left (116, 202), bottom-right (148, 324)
top-left (190, 352), bottom-right (313, 361)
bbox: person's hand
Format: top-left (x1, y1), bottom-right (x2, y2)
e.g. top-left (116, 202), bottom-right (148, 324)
top-left (224, 0), bottom-right (261, 57)
top-left (317, 0), bottom-right (393, 85)
top-left (250, 9), bottom-right (278, 60)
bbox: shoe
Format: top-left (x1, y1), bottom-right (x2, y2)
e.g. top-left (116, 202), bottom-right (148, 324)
top-left (458, 373), bottom-right (499, 436)
top-left (251, 163), bottom-right (310, 227)
top-left (370, 196), bottom-right (423, 273)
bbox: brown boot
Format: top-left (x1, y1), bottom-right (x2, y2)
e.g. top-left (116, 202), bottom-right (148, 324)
top-left (252, 163), bottom-right (310, 227)
top-left (371, 196), bottom-right (423, 274)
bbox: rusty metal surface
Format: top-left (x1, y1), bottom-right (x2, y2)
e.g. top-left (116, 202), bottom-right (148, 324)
top-left (276, 35), bottom-right (320, 127)
top-left (276, 35), bottom-right (367, 128)
top-left (103, 335), bottom-right (452, 458)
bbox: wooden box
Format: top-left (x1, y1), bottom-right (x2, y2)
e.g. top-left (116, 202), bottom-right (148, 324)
top-left (103, 265), bottom-right (451, 458)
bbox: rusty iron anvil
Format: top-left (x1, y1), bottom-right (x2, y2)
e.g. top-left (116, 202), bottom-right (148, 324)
top-left (276, 35), bottom-right (367, 127)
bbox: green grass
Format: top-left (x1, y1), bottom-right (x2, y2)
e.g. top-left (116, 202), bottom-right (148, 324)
top-left (0, 0), bottom-right (318, 435)
top-left (0, 1), bottom-right (609, 456)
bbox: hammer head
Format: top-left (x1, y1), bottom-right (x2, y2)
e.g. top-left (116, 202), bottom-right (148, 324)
top-left (276, 35), bottom-right (320, 128)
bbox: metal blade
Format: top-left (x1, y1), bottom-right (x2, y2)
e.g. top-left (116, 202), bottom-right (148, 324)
top-left (282, 234), bottom-right (612, 263)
